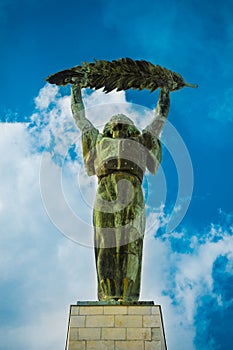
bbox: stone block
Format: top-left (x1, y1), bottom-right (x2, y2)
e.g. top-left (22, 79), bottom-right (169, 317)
top-left (69, 328), bottom-right (79, 341)
top-left (143, 315), bottom-right (160, 327)
top-left (115, 315), bottom-right (142, 327)
top-left (145, 340), bottom-right (162, 350)
top-left (70, 306), bottom-right (79, 316)
top-left (128, 306), bottom-right (152, 315)
top-left (79, 306), bottom-right (103, 315)
top-left (86, 315), bottom-right (114, 327)
top-left (127, 327), bottom-right (151, 340)
top-left (102, 327), bottom-right (126, 340)
top-left (152, 306), bottom-right (160, 315)
top-left (103, 306), bottom-right (128, 315)
top-left (115, 340), bottom-right (144, 350)
top-left (79, 328), bottom-right (101, 340)
top-left (69, 316), bottom-right (85, 327)
top-left (152, 327), bottom-right (163, 340)
top-left (86, 340), bottom-right (114, 350)
top-left (68, 340), bottom-right (85, 350)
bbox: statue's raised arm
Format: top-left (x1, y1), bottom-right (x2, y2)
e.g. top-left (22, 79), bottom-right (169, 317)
top-left (71, 82), bottom-right (95, 132)
top-left (143, 87), bottom-right (170, 138)
top-left (71, 82), bottom-right (99, 176)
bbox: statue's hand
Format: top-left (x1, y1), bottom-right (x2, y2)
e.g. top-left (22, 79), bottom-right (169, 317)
top-left (70, 77), bottom-right (82, 85)
top-left (160, 86), bottom-right (170, 93)
top-left (159, 69), bottom-right (183, 92)
top-left (167, 82), bottom-right (179, 91)
top-left (163, 77), bottom-right (182, 92)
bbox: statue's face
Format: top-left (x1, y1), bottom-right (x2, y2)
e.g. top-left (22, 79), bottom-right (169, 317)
top-left (111, 123), bottom-right (131, 138)
top-left (103, 115), bottom-right (140, 139)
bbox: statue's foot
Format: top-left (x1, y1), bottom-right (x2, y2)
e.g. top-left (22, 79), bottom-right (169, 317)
top-left (117, 296), bottom-right (135, 302)
top-left (101, 295), bottom-right (120, 302)
top-left (100, 296), bottom-right (122, 304)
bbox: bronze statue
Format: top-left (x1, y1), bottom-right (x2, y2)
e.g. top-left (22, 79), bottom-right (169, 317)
top-left (46, 58), bottom-right (197, 301)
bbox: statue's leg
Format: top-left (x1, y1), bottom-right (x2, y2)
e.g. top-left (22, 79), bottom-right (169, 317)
top-left (94, 173), bottom-right (145, 301)
top-left (97, 248), bottom-right (117, 300)
top-left (94, 227), bottom-right (119, 300)
top-left (118, 236), bottom-right (143, 301)
top-left (128, 238), bottom-right (144, 300)
top-left (94, 176), bottom-right (118, 300)
top-left (115, 175), bottom-right (145, 301)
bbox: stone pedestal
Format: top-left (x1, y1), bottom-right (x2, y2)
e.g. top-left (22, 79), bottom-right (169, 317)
top-left (65, 301), bottom-right (167, 350)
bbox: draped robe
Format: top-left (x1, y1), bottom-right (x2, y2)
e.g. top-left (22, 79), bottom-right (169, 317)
top-left (82, 126), bottom-right (161, 301)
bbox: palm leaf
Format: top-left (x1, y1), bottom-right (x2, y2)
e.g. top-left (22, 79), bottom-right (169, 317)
top-left (46, 58), bottom-right (198, 92)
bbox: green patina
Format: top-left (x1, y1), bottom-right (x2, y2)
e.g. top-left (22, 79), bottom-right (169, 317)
top-left (45, 59), bottom-right (195, 301)
top-left (81, 116), bottom-right (161, 301)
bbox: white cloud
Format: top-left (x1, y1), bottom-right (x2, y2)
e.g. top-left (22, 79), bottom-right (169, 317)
top-left (0, 120), bottom-right (97, 350)
top-left (142, 211), bottom-right (233, 350)
top-left (34, 84), bottom-right (60, 110)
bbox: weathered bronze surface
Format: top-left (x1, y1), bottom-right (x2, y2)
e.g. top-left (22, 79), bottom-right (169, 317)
top-left (46, 57), bottom-right (197, 92)
top-left (46, 58), bottom-right (196, 302)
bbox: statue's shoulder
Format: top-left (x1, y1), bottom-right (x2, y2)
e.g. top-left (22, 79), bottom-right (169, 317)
top-left (139, 131), bottom-right (160, 150)
top-left (96, 133), bottom-right (104, 142)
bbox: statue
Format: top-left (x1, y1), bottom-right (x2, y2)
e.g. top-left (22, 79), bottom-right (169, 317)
top-left (46, 58), bottom-right (197, 301)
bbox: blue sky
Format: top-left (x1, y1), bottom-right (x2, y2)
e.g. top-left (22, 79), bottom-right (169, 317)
top-left (0, 0), bottom-right (233, 349)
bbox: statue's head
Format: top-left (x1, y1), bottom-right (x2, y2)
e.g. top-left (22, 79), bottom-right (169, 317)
top-left (103, 114), bottom-right (140, 139)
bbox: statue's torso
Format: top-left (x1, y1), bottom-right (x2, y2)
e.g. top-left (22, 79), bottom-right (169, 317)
top-left (82, 127), bottom-right (162, 178)
top-left (94, 137), bottom-right (147, 182)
